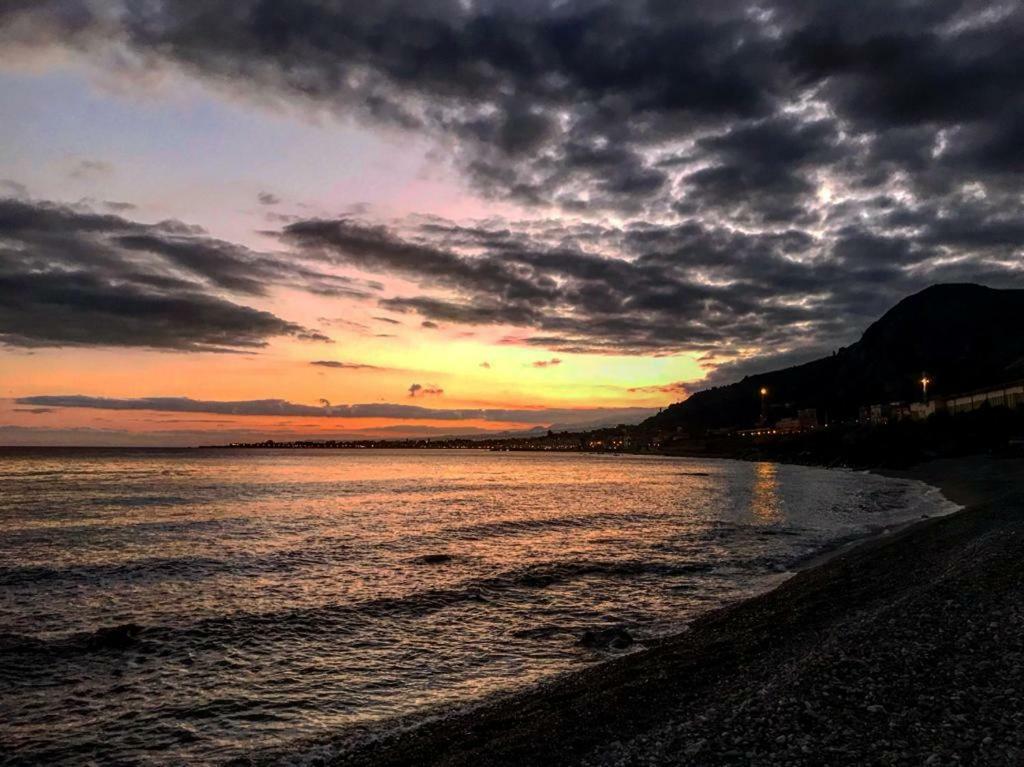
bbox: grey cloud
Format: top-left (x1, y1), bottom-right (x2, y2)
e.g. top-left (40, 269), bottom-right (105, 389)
top-left (4, 1), bottom-right (1024, 360)
top-left (6, 0), bottom-right (1024, 219)
top-left (1, 180), bottom-right (29, 197)
top-left (68, 159), bottom-right (112, 180)
top-left (408, 383), bottom-right (443, 398)
top-left (289, 211), bottom-right (1024, 356)
top-left (16, 395), bottom-right (658, 426)
top-left (257, 191), bottom-right (281, 205)
top-left (0, 198), bottom-right (332, 351)
top-left (627, 382), bottom-right (688, 396)
top-left (310, 360), bottom-right (385, 370)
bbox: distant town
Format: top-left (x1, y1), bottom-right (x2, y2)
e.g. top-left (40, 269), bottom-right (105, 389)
top-left (209, 377), bottom-right (1024, 462)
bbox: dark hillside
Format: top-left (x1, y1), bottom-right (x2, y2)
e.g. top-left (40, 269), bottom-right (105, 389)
top-left (644, 284), bottom-right (1024, 432)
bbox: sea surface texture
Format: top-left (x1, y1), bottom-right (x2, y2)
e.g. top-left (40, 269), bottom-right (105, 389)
top-left (0, 448), bottom-right (955, 764)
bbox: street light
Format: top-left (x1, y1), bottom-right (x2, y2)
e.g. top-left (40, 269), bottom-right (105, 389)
top-left (759, 387), bottom-right (768, 424)
top-left (920, 374), bottom-right (931, 400)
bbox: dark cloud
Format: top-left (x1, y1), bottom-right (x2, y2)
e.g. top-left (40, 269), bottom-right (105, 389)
top-left (16, 395), bottom-right (656, 426)
top-left (421, 320), bottom-right (439, 329)
top-left (275, 205), bottom-right (1024, 358)
top-left (408, 383), bottom-right (443, 398)
top-left (310, 360), bottom-right (385, 370)
top-left (280, 218), bottom-right (558, 303)
top-left (680, 115), bottom-right (843, 224)
top-left (531, 358), bottom-right (562, 368)
top-left (257, 191), bottom-right (281, 205)
top-left (4, 1), bottom-right (1024, 362)
top-left (627, 382), bottom-right (688, 396)
top-left (11, 0), bottom-right (1022, 213)
top-left (0, 198), bottom-right (333, 351)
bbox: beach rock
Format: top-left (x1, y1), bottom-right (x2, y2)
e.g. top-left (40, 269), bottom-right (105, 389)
top-left (579, 627), bottom-right (634, 650)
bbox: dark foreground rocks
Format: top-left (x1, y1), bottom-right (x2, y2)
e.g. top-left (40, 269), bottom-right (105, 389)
top-left (310, 457), bottom-right (1024, 767)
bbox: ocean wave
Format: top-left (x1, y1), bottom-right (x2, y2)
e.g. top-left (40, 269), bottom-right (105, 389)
top-left (0, 623), bottom-right (146, 657)
top-left (0, 558), bottom-right (711, 661)
top-left (0, 542), bottom-right (354, 588)
top-left (442, 510), bottom-right (655, 540)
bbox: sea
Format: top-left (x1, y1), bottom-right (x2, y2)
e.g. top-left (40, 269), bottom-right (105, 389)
top-left (0, 448), bottom-right (957, 765)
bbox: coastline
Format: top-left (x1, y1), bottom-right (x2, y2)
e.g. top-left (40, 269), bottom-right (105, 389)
top-left (260, 454), bottom-right (1024, 766)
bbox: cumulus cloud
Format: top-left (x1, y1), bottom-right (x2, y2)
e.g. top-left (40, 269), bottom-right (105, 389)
top-left (4, 1), bottom-right (1024, 362)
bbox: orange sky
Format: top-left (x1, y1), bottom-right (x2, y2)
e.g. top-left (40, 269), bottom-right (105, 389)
top-left (0, 37), bottom-right (710, 444)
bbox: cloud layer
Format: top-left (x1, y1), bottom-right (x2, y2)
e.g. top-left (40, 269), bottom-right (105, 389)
top-left (3, 1), bottom-right (1024, 360)
top-left (0, 198), bottom-right (350, 351)
top-left (15, 395), bottom-right (656, 426)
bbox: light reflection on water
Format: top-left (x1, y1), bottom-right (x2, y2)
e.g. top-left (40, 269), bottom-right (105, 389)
top-left (0, 448), bottom-right (954, 764)
top-left (751, 461), bottom-right (782, 523)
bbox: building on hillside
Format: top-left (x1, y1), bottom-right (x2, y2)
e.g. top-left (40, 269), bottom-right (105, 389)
top-left (909, 400), bottom-right (940, 420)
top-left (946, 381), bottom-right (1024, 415)
top-left (797, 408), bottom-right (820, 429)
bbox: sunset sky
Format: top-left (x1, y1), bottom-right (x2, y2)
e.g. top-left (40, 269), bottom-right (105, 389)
top-left (2, 1), bottom-right (1022, 445)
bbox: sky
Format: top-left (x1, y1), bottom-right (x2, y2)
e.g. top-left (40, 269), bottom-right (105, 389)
top-left (1, 0), bottom-right (1022, 445)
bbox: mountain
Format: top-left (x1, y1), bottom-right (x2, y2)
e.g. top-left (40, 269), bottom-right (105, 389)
top-left (643, 284), bottom-right (1024, 433)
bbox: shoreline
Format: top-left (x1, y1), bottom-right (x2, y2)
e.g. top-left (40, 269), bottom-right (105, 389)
top-left (259, 454), bottom-right (1024, 766)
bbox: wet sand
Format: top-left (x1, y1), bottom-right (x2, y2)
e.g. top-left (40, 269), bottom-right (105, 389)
top-left (304, 455), bottom-right (1024, 766)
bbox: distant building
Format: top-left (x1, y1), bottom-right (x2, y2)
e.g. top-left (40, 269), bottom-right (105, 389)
top-left (909, 400), bottom-right (938, 420)
top-left (946, 381), bottom-right (1024, 415)
top-left (797, 408), bottom-right (820, 430)
top-left (859, 380), bottom-right (1024, 424)
top-left (775, 417), bottom-right (801, 433)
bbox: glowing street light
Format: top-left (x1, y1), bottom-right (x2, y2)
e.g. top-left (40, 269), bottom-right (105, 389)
top-left (920, 374), bottom-right (931, 400)
top-left (759, 387), bottom-right (768, 424)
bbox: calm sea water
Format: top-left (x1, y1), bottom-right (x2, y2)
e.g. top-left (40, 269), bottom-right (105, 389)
top-left (0, 448), bottom-right (955, 765)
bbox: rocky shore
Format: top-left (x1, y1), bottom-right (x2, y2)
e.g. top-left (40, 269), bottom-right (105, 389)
top-left (301, 456), bottom-right (1024, 766)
